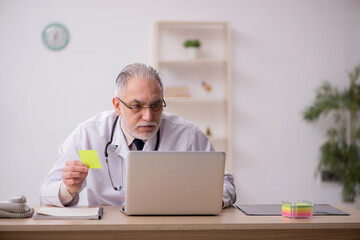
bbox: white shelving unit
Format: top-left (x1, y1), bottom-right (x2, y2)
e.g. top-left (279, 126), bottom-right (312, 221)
top-left (154, 21), bottom-right (233, 171)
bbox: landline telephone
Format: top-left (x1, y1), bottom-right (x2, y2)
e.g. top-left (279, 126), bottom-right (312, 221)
top-left (0, 196), bottom-right (34, 218)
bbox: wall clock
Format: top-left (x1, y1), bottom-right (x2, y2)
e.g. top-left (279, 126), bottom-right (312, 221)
top-left (42, 23), bottom-right (70, 50)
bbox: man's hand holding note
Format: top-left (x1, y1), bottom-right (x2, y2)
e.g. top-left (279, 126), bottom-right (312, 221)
top-left (61, 151), bottom-right (101, 195)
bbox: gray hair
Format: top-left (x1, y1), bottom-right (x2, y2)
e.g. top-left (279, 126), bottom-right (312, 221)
top-left (115, 63), bottom-right (164, 97)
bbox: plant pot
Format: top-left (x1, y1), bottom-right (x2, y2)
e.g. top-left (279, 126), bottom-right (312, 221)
top-left (186, 47), bottom-right (199, 59)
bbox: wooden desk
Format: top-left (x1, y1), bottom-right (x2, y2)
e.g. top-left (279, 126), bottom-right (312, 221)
top-left (0, 205), bottom-right (359, 240)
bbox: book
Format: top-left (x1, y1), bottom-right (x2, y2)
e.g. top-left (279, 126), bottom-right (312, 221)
top-left (33, 206), bottom-right (103, 220)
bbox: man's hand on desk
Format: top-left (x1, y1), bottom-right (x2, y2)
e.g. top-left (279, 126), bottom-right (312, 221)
top-left (62, 160), bottom-right (88, 195)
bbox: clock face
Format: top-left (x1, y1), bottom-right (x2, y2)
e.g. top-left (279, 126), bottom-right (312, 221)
top-left (42, 23), bottom-right (69, 50)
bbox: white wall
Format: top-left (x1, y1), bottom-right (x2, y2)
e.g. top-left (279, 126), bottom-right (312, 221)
top-left (1, 0), bottom-right (359, 205)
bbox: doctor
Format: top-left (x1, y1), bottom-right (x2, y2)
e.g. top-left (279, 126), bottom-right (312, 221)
top-left (40, 63), bottom-right (236, 208)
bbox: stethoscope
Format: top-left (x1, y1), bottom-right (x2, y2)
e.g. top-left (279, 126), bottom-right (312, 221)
top-left (104, 115), bottom-right (160, 191)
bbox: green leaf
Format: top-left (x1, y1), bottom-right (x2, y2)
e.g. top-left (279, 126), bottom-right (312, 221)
top-left (183, 39), bottom-right (201, 48)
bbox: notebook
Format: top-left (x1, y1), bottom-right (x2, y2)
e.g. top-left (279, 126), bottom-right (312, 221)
top-left (122, 151), bottom-right (225, 215)
top-left (33, 207), bottom-right (103, 220)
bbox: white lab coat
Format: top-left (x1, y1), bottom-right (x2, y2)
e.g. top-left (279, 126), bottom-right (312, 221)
top-left (40, 111), bottom-right (236, 208)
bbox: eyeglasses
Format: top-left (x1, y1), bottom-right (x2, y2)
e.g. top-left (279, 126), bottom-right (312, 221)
top-left (117, 97), bottom-right (166, 113)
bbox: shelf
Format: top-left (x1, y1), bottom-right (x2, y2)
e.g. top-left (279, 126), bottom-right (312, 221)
top-left (159, 59), bottom-right (227, 65)
top-left (155, 21), bottom-right (233, 171)
top-left (209, 136), bottom-right (227, 142)
top-left (209, 137), bottom-right (228, 153)
top-left (165, 97), bottom-right (226, 104)
top-left (158, 21), bottom-right (228, 26)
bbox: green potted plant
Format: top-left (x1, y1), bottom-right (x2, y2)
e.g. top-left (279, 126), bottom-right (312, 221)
top-left (183, 39), bottom-right (201, 59)
top-left (302, 64), bottom-right (360, 203)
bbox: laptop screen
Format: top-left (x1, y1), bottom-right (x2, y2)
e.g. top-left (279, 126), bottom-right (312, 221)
top-left (124, 151), bottom-right (225, 215)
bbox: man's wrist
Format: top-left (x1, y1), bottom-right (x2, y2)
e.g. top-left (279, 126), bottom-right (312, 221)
top-left (59, 182), bottom-right (76, 205)
top-left (66, 186), bottom-right (78, 197)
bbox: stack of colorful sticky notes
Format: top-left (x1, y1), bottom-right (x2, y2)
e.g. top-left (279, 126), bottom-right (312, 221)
top-left (282, 201), bottom-right (313, 218)
top-left (282, 202), bottom-right (293, 218)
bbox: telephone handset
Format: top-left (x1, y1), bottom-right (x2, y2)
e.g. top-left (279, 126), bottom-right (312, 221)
top-left (0, 196), bottom-right (34, 218)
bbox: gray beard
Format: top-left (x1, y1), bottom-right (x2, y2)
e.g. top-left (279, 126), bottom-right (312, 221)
top-left (120, 106), bottom-right (160, 140)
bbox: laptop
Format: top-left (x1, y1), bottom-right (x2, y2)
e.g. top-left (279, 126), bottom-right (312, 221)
top-left (122, 151), bottom-right (225, 215)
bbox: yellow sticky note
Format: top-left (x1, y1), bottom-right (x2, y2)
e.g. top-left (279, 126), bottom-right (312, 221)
top-left (78, 150), bottom-right (102, 169)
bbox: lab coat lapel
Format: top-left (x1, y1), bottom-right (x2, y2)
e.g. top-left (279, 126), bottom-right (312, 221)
top-left (143, 129), bottom-right (159, 151)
